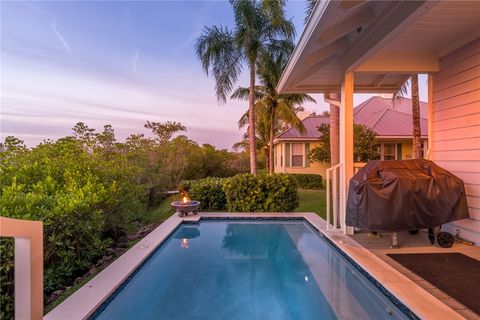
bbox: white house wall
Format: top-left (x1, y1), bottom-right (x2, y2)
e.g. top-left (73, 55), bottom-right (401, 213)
top-left (431, 39), bottom-right (480, 245)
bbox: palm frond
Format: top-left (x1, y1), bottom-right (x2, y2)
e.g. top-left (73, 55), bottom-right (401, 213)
top-left (261, 0), bottom-right (287, 26)
top-left (304, 0), bottom-right (318, 24)
top-left (237, 110), bottom-right (249, 129)
top-left (195, 25), bottom-right (244, 103)
top-left (230, 86), bottom-right (265, 100)
top-left (392, 76), bottom-right (410, 106)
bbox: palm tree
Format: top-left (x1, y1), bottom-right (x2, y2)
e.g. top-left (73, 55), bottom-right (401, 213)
top-left (234, 107), bottom-right (270, 169)
top-left (195, 0), bottom-right (295, 175)
top-left (393, 74), bottom-right (422, 159)
top-left (231, 49), bottom-right (315, 174)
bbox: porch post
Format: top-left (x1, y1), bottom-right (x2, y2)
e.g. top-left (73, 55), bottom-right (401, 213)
top-left (340, 71), bottom-right (354, 234)
top-left (427, 74), bottom-right (434, 159)
top-left (0, 217), bottom-right (43, 320)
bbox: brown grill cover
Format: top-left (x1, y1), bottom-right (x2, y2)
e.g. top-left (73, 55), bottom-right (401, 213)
top-left (346, 159), bottom-right (469, 231)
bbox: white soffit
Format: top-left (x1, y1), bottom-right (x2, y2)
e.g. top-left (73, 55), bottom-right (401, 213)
top-left (278, 0), bottom-right (480, 94)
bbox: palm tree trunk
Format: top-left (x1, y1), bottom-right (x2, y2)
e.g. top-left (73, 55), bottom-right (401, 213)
top-left (268, 107), bottom-right (276, 175)
top-left (248, 61), bottom-right (257, 175)
top-left (411, 74), bottom-right (422, 159)
top-left (330, 103), bottom-right (340, 165)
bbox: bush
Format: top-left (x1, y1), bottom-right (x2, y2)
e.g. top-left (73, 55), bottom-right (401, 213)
top-left (0, 121), bottom-right (251, 318)
top-left (223, 174), bottom-right (298, 212)
top-left (179, 178), bottom-right (227, 211)
top-left (287, 173), bottom-right (323, 189)
top-left (0, 137), bottom-right (148, 317)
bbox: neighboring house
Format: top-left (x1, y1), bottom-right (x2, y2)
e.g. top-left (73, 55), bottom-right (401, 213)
top-left (273, 96), bottom-right (428, 177)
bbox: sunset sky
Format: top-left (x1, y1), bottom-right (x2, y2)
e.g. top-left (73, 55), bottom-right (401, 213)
top-left (1, 1), bottom-right (428, 149)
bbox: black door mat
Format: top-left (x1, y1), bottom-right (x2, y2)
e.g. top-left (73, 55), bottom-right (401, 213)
top-left (387, 253), bottom-right (480, 315)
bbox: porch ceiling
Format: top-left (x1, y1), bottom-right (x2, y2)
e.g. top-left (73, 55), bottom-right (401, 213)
top-left (278, 0), bottom-right (480, 94)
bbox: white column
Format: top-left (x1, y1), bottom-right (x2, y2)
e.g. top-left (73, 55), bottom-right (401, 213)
top-left (340, 71), bottom-right (354, 234)
top-left (427, 74), bottom-right (434, 159)
top-left (15, 237), bottom-right (32, 320)
top-left (1, 217), bottom-right (43, 320)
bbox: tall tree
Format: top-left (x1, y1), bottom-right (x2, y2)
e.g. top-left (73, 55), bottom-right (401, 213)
top-left (231, 47), bottom-right (315, 174)
top-left (310, 124), bottom-right (379, 163)
top-left (393, 74), bottom-right (422, 159)
top-left (195, 0), bottom-right (295, 175)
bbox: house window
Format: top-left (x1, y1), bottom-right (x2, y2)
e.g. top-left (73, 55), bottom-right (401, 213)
top-left (274, 146), bottom-right (277, 166)
top-left (291, 143), bottom-right (304, 167)
top-left (382, 143), bottom-right (397, 160)
top-left (280, 144), bottom-right (283, 166)
top-left (422, 140), bottom-right (428, 158)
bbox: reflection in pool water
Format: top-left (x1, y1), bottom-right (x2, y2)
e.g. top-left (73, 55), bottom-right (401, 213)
top-left (93, 220), bottom-right (409, 320)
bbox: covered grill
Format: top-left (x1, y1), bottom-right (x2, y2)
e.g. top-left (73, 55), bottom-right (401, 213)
top-left (346, 159), bottom-right (469, 231)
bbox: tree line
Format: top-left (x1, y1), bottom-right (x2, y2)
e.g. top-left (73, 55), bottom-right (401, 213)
top-left (0, 121), bottom-right (250, 318)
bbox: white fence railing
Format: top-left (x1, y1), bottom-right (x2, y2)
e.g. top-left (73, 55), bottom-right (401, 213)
top-left (326, 163), bottom-right (342, 231)
top-left (326, 162), bottom-right (367, 232)
top-left (0, 217), bottom-right (43, 320)
top-left (353, 162), bottom-right (367, 174)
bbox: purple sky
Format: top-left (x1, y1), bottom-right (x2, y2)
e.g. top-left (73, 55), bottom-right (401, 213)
top-left (1, 1), bottom-right (428, 149)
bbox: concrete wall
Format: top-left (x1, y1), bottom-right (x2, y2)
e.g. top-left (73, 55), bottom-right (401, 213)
top-left (431, 38), bottom-right (480, 245)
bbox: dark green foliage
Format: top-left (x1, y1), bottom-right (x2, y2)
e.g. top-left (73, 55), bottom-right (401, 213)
top-left (287, 173), bottom-right (323, 189)
top-left (0, 121), bottom-right (250, 318)
top-left (180, 178), bottom-right (227, 211)
top-left (0, 238), bottom-right (14, 320)
top-left (223, 173), bottom-right (298, 212)
top-left (180, 173), bottom-right (299, 213)
top-left (310, 123), bottom-right (380, 163)
top-left (0, 137), bottom-right (127, 296)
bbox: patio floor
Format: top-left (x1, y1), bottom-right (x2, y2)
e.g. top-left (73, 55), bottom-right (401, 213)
top-left (350, 230), bottom-right (480, 320)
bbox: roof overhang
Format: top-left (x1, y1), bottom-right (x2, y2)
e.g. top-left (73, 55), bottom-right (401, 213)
top-left (278, 0), bottom-right (480, 94)
top-left (376, 135), bottom-right (428, 140)
top-left (273, 137), bottom-right (320, 145)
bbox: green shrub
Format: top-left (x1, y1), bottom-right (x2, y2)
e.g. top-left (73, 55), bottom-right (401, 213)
top-left (287, 173), bottom-right (323, 189)
top-left (223, 174), bottom-right (298, 212)
top-left (0, 137), bottom-right (149, 317)
top-left (179, 178), bottom-right (227, 211)
top-left (0, 238), bottom-right (14, 320)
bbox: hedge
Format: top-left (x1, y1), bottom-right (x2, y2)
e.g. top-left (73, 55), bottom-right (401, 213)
top-left (180, 173), bottom-right (298, 213)
top-left (179, 177), bottom-right (227, 211)
top-left (0, 138), bottom-right (148, 318)
top-left (287, 173), bottom-right (323, 189)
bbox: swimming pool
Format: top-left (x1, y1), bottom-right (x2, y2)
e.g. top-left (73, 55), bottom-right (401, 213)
top-left (92, 219), bottom-right (412, 319)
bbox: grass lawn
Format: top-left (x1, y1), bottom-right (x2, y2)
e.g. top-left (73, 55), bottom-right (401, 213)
top-left (295, 189), bottom-right (326, 219)
top-left (142, 194), bottom-right (178, 224)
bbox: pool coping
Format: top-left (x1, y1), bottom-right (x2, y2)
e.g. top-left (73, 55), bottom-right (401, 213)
top-left (44, 212), bottom-right (464, 320)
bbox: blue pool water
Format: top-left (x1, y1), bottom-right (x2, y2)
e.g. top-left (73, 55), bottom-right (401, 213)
top-left (93, 220), bottom-right (412, 320)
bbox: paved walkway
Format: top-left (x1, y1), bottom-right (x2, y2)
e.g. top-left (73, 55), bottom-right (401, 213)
top-left (350, 230), bottom-right (480, 320)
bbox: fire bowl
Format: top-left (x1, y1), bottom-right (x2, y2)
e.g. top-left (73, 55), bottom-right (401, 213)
top-left (171, 200), bottom-right (201, 217)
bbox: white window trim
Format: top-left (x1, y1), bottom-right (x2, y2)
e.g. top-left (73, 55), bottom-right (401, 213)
top-left (291, 142), bottom-right (305, 168)
top-left (380, 143), bottom-right (397, 160)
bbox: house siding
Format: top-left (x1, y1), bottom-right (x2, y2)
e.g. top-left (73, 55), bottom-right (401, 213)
top-left (274, 142), bottom-right (330, 177)
top-left (274, 139), bottom-right (416, 177)
top-left (432, 39), bottom-right (480, 245)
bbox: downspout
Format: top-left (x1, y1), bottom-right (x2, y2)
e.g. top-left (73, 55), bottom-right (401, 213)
top-left (324, 92), bottom-right (341, 107)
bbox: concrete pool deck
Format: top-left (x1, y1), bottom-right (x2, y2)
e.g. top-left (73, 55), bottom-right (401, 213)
top-left (45, 212), bottom-right (466, 320)
top-left (350, 230), bottom-right (480, 320)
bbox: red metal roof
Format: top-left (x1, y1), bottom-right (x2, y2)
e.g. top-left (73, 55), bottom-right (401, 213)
top-left (276, 96), bottom-right (428, 140)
